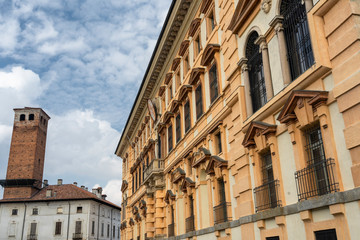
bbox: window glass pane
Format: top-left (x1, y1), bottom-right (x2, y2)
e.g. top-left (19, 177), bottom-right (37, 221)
top-left (176, 114), bottom-right (181, 143)
top-left (168, 125), bottom-right (173, 152)
top-left (55, 222), bottom-right (62, 235)
top-left (184, 100), bottom-right (191, 132)
top-left (75, 221), bottom-right (81, 234)
top-left (209, 64), bottom-right (219, 103)
top-left (195, 84), bottom-right (203, 119)
top-left (315, 229), bottom-right (337, 240)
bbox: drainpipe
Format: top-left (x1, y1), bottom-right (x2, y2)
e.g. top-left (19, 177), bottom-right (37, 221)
top-left (67, 201), bottom-right (71, 240)
top-left (21, 202), bottom-right (27, 240)
top-left (97, 204), bottom-right (101, 240)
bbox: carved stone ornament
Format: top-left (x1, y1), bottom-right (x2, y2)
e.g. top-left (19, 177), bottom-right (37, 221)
top-left (261, 0), bottom-right (271, 13)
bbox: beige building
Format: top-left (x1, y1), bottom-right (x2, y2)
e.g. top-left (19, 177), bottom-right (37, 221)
top-left (115, 0), bottom-right (360, 239)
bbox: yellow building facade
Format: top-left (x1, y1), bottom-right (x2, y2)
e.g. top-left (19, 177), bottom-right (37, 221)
top-left (115, 0), bottom-right (360, 239)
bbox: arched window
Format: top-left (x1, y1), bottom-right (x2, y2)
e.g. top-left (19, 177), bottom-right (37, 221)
top-left (29, 114), bottom-right (34, 121)
top-left (20, 114), bottom-right (26, 121)
top-left (246, 31), bottom-right (266, 113)
top-left (281, 0), bottom-right (314, 80)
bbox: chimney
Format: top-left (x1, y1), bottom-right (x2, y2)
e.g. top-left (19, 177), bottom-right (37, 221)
top-left (73, 182), bottom-right (77, 186)
top-left (43, 179), bottom-right (48, 186)
top-left (57, 179), bottom-right (63, 185)
top-left (81, 185), bottom-right (85, 189)
top-left (101, 194), bottom-right (107, 200)
top-left (92, 187), bottom-right (103, 198)
top-left (46, 189), bottom-right (52, 198)
top-left (85, 187), bottom-right (88, 191)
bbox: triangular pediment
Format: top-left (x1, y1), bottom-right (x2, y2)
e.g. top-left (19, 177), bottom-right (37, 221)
top-left (205, 156), bottom-right (227, 175)
top-left (172, 167), bottom-right (186, 183)
top-left (242, 121), bottom-right (277, 148)
top-left (277, 90), bottom-right (329, 124)
top-left (228, 0), bottom-right (261, 34)
top-left (200, 44), bottom-right (220, 66)
top-left (181, 177), bottom-right (195, 192)
top-left (165, 190), bottom-right (176, 204)
top-left (121, 180), bottom-right (128, 193)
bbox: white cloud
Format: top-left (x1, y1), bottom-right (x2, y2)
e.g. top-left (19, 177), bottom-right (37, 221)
top-left (0, 19), bottom-right (19, 52)
top-left (102, 180), bottom-right (122, 205)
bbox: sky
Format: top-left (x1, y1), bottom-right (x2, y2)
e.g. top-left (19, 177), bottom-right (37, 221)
top-left (0, 0), bottom-right (172, 205)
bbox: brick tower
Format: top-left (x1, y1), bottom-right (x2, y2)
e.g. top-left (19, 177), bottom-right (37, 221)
top-left (2, 107), bottom-right (50, 199)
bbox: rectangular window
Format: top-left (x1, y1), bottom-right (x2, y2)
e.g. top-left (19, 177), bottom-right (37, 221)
top-left (139, 166), bottom-right (142, 186)
top-left (168, 124), bottom-right (173, 152)
top-left (12, 209), bottom-right (18, 215)
top-left (315, 229), bottom-right (337, 240)
top-left (184, 54), bottom-right (190, 75)
top-left (158, 134), bottom-right (162, 159)
top-left (107, 224), bottom-right (110, 237)
top-left (194, 36), bottom-right (201, 59)
top-left (184, 100), bottom-right (191, 133)
top-left (218, 178), bottom-right (226, 203)
top-left (77, 206), bottom-right (82, 213)
top-left (209, 64), bottom-right (219, 103)
top-left (32, 208), bottom-right (38, 215)
top-left (207, 10), bottom-right (216, 36)
top-left (176, 114), bottom-right (181, 143)
top-left (215, 132), bottom-right (222, 154)
top-left (91, 221), bottom-right (95, 235)
top-left (266, 237), bottom-right (280, 240)
top-left (169, 85), bottom-right (173, 102)
top-left (135, 172), bottom-right (138, 190)
top-left (118, 226), bottom-right (120, 238)
top-left (30, 222), bottom-right (37, 235)
top-left (75, 221), bottom-right (81, 234)
top-left (101, 223), bottom-right (104, 237)
top-left (55, 222), bottom-right (62, 235)
top-left (113, 225), bottom-right (116, 238)
top-left (195, 84), bottom-right (203, 120)
top-left (57, 207), bottom-right (63, 214)
top-left (132, 175), bottom-right (134, 193)
top-left (176, 71), bottom-right (181, 92)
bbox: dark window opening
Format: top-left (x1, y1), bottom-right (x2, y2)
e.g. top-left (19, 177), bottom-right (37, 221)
top-left (107, 224), bottom-right (110, 237)
top-left (29, 114), bottom-right (34, 121)
top-left (32, 208), bottom-right (38, 215)
top-left (184, 100), bottom-right (191, 133)
top-left (158, 134), bottom-right (162, 159)
top-left (113, 225), bottom-right (116, 238)
top-left (195, 84), bottom-right (203, 120)
top-left (12, 209), bottom-right (18, 215)
top-left (246, 31), bottom-right (267, 113)
top-left (266, 237), bottom-right (280, 240)
top-left (77, 207), bottom-right (82, 213)
top-left (281, 0), bottom-right (314, 80)
top-left (215, 132), bottom-right (222, 154)
top-left (176, 114), bottom-right (181, 143)
top-left (30, 222), bottom-right (37, 235)
top-left (209, 64), bottom-right (219, 103)
top-left (75, 221), bottom-right (81, 234)
top-left (20, 114), bottom-right (25, 121)
top-left (101, 223), bottom-right (104, 236)
top-left (91, 221), bottom-right (95, 235)
top-left (218, 178), bottom-right (226, 203)
top-left (315, 229), bottom-right (337, 240)
top-left (55, 222), bottom-right (62, 235)
top-left (168, 125), bottom-right (173, 152)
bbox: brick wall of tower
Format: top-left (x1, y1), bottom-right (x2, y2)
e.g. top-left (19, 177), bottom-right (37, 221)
top-left (3, 108), bottom-right (49, 199)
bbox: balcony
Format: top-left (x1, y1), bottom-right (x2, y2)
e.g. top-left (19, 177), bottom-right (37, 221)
top-left (168, 223), bottom-right (175, 237)
top-left (27, 234), bottom-right (37, 240)
top-left (213, 202), bottom-right (231, 225)
top-left (253, 179), bottom-right (282, 212)
top-left (144, 159), bottom-right (164, 182)
top-left (72, 233), bottom-right (83, 240)
top-left (185, 215), bottom-right (195, 232)
top-left (295, 158), bottom-right (339, 201)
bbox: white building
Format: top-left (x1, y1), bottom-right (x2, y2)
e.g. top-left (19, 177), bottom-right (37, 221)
top-left (0, 182), bottom-right (121, 240)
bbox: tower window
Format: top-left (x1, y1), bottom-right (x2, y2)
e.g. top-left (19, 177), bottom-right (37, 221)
top-left (20, 114), bottom-right (25, 121)
top-left (77, 207), bottom-right (82, 213)
top-left (32, 208), bottom-right (38, 215)
top-left (12, 209), bottom-right (18, 215)
top-left (29, 114), bottom-right (34, 121)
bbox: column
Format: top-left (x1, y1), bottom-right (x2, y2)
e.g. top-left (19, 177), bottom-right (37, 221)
top-left (270, 16), bottom-right (292, 85)
top-left (255, 35), bottom-right (274, 100)
top-left (238, 58), bottom-right (253, 117)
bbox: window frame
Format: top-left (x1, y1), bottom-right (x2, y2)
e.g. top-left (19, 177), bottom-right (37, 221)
top-left (175, 112), bottom-right (181, 143)
top-left (208, 62), bottom-right (219, 104)
top-left (184, 99), bottom-right (191, 133)
top-left (168, 124), bottom-right (173, 153)
top-left (195, 83), bottom-right (204, 120)
top-left (55, 221), bottom-right (62, 235)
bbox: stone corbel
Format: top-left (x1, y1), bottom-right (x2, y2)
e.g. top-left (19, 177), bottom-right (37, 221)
top-left (286, 122), bottom-right (297, 145)
top-left (293, 98), bottom-right (314, 127)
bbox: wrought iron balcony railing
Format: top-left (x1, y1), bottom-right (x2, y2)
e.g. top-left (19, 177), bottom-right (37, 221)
top-left (185, 215), bottom-right (195, 232)
top-left (295, 158), bottom-right (339, 201)
top-left (253, 179), bottom-right (282, 212)
top-left (168, 223), bottom-right (175, 237)
top-left (27, 234), bottom-right (37, 240)
top-left (213, 202), bottom-right (231, 225)
top-left (72, 233), bottom-right (83, 240)
top-left (144, 159), bottom-right (164, 182)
